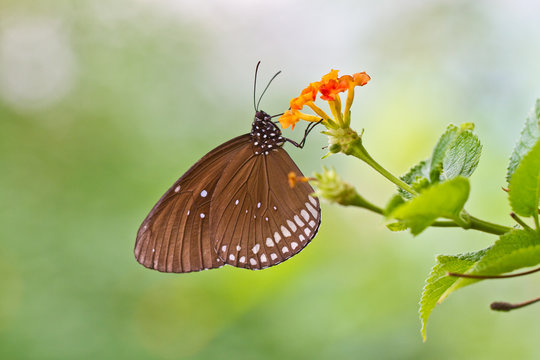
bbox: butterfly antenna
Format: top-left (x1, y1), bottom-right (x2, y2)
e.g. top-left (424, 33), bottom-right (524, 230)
top-left (256, 70), bottom-right (282, 111)
top-left (253, 61), bottom-right (261, 112)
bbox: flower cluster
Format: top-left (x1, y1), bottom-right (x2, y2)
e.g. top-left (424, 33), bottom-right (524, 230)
top-left (279, 70), bottom-right (370, 130)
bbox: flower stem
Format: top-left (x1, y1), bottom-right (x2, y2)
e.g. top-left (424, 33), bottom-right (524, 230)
top-left (345, 138), bottom-right (419, 197)
top-left (348, 194), bottom-right (384, 214)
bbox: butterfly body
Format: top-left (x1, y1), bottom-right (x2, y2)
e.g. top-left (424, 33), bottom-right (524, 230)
top-left (135, 110), bottom-right (321, 273)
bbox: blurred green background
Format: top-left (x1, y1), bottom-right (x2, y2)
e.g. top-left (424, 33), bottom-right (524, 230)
top-left (1, 0), bottom-right (539, 359)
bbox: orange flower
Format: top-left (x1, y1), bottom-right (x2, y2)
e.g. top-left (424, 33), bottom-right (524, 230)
top-left (319, 78), bottom-right (349, 101)
top-left (290, 84), bottom-right (319, 110)
top-left (321, 69), bottom-right (340, 82)
top-left (279, 109), bottom-right (301, 130)
top-left (352, 72), bottom-right (370, 86)
top-left (318, 70), bottom-right (350, 101)
top-left (288, 171), bottom-right (309, 188)
top-left (279, 68), bottom-right (371, 130)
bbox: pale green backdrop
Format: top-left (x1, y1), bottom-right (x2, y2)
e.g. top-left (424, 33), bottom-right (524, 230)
top-left (1, 0), bottom-right (539, 359)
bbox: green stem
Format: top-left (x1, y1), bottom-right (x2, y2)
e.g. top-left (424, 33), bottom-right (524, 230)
top-left (510, 213), bottom-right (532, 230)
top-left (346, 195), bottom-right (511, 234)
top-left (331, 130), bottom-right (512, 236)
top-left (467, 215), bottom-right (512, 235)
top-left (345, 138), bottom-right (419, 197)
top-left (348, 194), bottom-right (384, 214)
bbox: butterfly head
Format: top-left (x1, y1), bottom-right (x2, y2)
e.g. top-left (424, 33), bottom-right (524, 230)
top-left (251, 111), bottom-right (285, 155)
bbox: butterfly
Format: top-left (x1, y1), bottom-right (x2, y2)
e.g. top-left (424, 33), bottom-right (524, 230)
top-left (134, 63), bottom-right (322, 273)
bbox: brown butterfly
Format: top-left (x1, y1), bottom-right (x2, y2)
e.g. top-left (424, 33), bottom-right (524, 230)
top-left (134, 64), bottom-right (321, 273)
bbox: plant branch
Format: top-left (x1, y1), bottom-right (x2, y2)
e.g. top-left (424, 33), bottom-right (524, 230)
top-left (346, 194), bottom-right (511, 234)
top-left (490, 296), bottom-right (540, 312)
top-left (467, 215), bottom-right (513, 235)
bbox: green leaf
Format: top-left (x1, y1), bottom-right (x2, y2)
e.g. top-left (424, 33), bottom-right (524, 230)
top-left (390, 177), bottom-right (470, 235)
top-left (399, 161), bottom-right (429, 199)
top-left (419, 250), bottom-right (486, 341)
top-left (397, 123), bottom-right (480, 200)
top-left (421, 230), bottom-right (540, 341)
top-left (508, 138), bottom-right (540, 219)
top-left (386, 222), bottom-right (408, 231)
top-left (444, 229), bottom-right (540, 296)
top-left (384, 194), bottom-right (405, 216)
top-left (507, 99), bottom-right (540, 181)
top-left (441, 131), bottom-right (482, 180)
top-left (430, 123), bottom-right (477, 182)
top-left (429, 124), bottom-right (461, 181)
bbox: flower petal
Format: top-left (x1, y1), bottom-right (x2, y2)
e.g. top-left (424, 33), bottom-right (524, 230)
top-left (352, 72), bottom-right (370, 86)
top-left (279, 110), bottom-right (301, 130)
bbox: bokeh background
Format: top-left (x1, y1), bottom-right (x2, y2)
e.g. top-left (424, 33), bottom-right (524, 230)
top-left (1, 0), bottom-right (539, 359)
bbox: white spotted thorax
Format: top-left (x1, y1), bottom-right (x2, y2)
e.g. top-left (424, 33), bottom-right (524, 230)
top-left (251, 110), bottom-right (285, 155)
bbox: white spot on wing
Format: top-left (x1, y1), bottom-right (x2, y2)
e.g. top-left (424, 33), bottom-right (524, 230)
top-left (309, 220), bottom-right (316, 228)
top-left (239, 256), bottom-right (246, 263)
top-left (250, 258), bottom-right (257, 265)
top-left (270, 253), bottom-right (278, 260)
top-left (200, 190), bottom-right (207, 197)
top-left (273, 206), bottom-right (277, 210)
top-left (252, 244), bottom-right (260, 254)
top-left (281, 225), bottom-right (291, 237)
top-left (229, 254), bottom-right (235, 261)
top-left (260, 254), bottom-right (267, 262)
top-left (282, 246), bottom-right (289, 253)
top-left (266, 238), bottom-right (274, 247)
top-left (200, 213), bottom-right (205, 218)
top-left (294, 215), bottom-right (304, 227)
top-left (291, 242), bottom-right (298, 250)
top-left (235, 199), bottom-right (239, 205)
top-left (287, 220), bottom-right (297, 232)
top-left (274, 232), bottom-right (281, 243)
top-left (236, 245), bottom-right (241, 251)
top-left (221, 245), bottom-right (227, 252)
top-left (257, 202), bottom-right (261, 208)
top-left (306, 202), bottom-right (318, 218)
top-left (309, 195), bottom-right (317, 206)
top-left (301, 210), bottom-right (310, 221)
top-left (174, 185), bottom-right (181, 192)
top-left (304, 228), bottom-right (311, 236)
top-left (299, 234), bottom-right (305, 242)
top-left (265, 217), bottom-right (269, 221)
top-left (187, 210), bottom-right (190, 216)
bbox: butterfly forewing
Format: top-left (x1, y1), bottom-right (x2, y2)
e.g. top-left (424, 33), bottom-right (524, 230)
top-left (135, 135), bottom-right (251, 273)
top-left (210, 145), bottom-right (321, 270)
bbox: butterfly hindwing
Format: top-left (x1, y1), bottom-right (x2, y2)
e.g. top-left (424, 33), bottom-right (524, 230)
top-left (210, 145), bottom-right (321, 270)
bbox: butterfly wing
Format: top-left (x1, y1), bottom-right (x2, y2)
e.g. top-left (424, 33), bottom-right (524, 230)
top-left (210, 145), bottom-right (321, 269)
top-left (135, 134), bottom-right (251, 273)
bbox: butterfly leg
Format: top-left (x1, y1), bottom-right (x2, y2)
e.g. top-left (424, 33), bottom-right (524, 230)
top-left (284, 119), bottom-right (323, 148)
